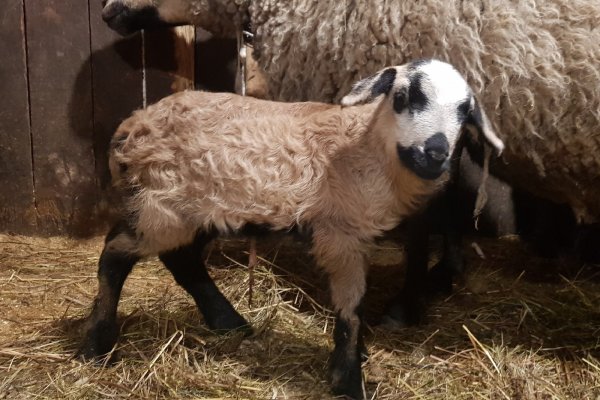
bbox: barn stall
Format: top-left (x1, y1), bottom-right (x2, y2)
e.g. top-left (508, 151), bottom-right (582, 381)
top-left (0, 0), bottom-right (599, 398)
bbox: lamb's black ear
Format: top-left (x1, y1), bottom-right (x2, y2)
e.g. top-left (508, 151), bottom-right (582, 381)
top-left (465, 97), bottom-right (504, 155)
top-left (341, 68), bottom-right (398, 106)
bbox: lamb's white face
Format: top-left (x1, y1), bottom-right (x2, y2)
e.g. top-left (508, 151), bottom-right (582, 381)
top-left (342, 59), bottom-right (504, 180)
top-left (392, 60), bottom-right (473, 179)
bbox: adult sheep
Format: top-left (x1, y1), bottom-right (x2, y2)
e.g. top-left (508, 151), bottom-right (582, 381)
top-left (101, 0), bottom-right (600, 225)
top-left (80, 60), bottom-right (505, 399)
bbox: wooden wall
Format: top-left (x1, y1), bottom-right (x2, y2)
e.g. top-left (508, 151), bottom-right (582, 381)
top-left (0, 1), bottom-right (198, 236)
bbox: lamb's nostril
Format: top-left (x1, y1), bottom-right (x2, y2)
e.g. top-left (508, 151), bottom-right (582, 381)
top-left (425, 148), bottom-right (448, 162)
top-left (102, 1), bottom-right (125, 22)
top-left (423, 132), bottom-right (449, 164)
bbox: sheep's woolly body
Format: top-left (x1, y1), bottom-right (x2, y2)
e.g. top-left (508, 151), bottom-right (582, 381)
top-left (106, 0), bottom-right (600, 220)
top-left (162, 0), bottom-right (598, 222)
top-left (245, 0), bottom-right (600, 222)
top-left (111, 91), bottom-right (435, 255)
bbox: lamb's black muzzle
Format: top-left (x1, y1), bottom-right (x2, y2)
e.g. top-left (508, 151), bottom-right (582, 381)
top-left (397, 132), bottom-right (450, 180)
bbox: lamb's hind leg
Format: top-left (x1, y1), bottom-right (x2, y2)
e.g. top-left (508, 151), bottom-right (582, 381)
top-left (80, 221), bottom-right (140, 360)
top-left (159, 231), bottom-right (250, 334)
top-left (312, 226), bottom-right (368, 400)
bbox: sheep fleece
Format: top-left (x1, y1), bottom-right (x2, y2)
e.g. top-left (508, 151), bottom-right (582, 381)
top-left (241, 0), bottom-right (600, 222)
top-left (109, 91), bottom-right (433, 254)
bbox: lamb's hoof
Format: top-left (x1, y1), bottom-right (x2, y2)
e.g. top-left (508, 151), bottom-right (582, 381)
top-left (78, 321), bottom-right (119, 362)
top-left (359, 343), bottom-right (369, 363)
top-left (209, 313), bottom-right (253, 337)
top-left (380, 314), bottom-right (409, 330)
top-left (427, 264), bottom-right (454, 295)
top-left (330, 362), bottom-right (364, 400)
top-left (577, 225), bottom-right (600, 264)
top-left (381, 296), bottom-right (424, 328)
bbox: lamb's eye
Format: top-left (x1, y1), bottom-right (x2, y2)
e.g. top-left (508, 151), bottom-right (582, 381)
top-left (407, 73), bottom-right (429, 113)
top-left (393, 90), bottom-right (408, 113)
top-left (457, 98), bottom-right (471, 123)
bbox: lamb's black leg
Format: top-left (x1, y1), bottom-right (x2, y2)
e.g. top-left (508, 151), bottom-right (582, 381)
top-left (383, 151), bottom-right (465, 327)
top-left (80, 221), bottom-right (140, 360)
top-left (382, 214), bottom-right (429, 326)
top-left (382, 201), bottom-right (463, 326)
top-left (331, 305), bottom-right (365, 399)
top-left (577, 223), bottom-right (600, 264)
top-left (428, 183), bottom-right (464, 295)
top-left (158, 231), bottom-right (250, 334)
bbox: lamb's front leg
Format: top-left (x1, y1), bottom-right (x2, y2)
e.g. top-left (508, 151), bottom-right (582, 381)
top-left (312, 226), bottom-right (369, 400)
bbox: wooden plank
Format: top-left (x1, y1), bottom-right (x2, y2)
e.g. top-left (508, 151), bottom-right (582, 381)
top-left (144, 26), bottom-right (195, 105)
top-left (0, 0), bottom-right (36, 233)
top-left (245, 47), bottom-right (268, 98)
top-left (89, 0), bottom-right (143, 226)
top-left (173, 26), bottom-right (196, 92)
top-left (25, 0), bottom-right (97, 236)
top-left (195, 32), bottom-right (237, 93)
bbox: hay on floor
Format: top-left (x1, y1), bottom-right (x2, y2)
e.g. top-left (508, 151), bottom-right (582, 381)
top-left (0, 232), bottom-right (598, 399)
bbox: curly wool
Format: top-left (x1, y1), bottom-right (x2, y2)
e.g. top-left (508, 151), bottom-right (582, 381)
top-left (109, 91), bottom-right (433, 254)
top-left (244, 0), bottom-right (600, 222)
top-left (111, 0), bottom-right (600, 222)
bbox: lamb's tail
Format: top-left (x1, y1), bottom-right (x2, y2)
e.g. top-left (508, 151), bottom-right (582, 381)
top-left (108, 128), bottom-right (131, 188)
top-left (108, 113), bottom-right (150, 188)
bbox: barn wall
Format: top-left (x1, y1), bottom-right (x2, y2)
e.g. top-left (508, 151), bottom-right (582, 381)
top-left (0, 1), bottom-right (196, 236)
top-left (0, 0), bottom-right (36, 233)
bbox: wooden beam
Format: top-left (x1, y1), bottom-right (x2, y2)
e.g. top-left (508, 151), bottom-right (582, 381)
top-left (25, 0), bottom-right (97, 236)
top-left (0, 0), bottom-right (36, 234)
top-left (172, 26), bottom-right (195, 92)
top-left (89, 0), bottom-right (143, 227)
top-left (194, 33), bottom-right (237, 93)
top-left (144, 26), bottom-right (195, 105)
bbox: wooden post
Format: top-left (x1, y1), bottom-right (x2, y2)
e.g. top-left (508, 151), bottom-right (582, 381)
top-left (89, 0), bottom-right (144, 227)
top-left (245, 47), bottom-right (268, 99)
top-left (172, 26), bottom-right (196, 92)
top-left (24, 0), bottom-right (97, 236)
top-left (0, 0), bottom-right (36, 234)
top-left (144, 26), bottom-right (195, 105)
top-left (1, 3), bottom-right (196, 235)
top-left (194, 32), bottom-right (237, 93)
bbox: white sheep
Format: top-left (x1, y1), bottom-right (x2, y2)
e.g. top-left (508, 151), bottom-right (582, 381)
top-left (80, 59), bottom-right (504, 399)
top-left (101, 0), bottom-right (600, 225)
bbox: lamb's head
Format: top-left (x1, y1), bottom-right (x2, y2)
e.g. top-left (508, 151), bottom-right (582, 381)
top-left (101, 0), bottom-right (241, 37)
top-left (342, 59), bottom-right (504, 180)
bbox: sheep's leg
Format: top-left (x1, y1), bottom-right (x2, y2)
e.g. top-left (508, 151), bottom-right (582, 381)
top-left (312, 227), bottom-right (368, 400)
top-left (80, 221), bottom-right (140, 360)
top-left (383, 213), bottom-right (463, 327)
top-left (158, 231), bottom-right (251, 334)
top-left (428, 180), bottom-right (464, 294)
top-left (384, 182), bottom-right (464, 327)
top-left (383, 215), bottom-right (429, 327)
top-left (577, 223), bottom-right (600, 263)
top-left (428, 215), bottom-right (463, 294)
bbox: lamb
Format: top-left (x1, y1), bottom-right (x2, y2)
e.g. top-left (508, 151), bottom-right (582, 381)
top-left (80, 59), bottom-right (504, 399)
top-left (99, 0), bottom-right (600, 329)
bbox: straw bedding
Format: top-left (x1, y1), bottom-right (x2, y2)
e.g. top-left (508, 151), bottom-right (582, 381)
top-left (0, 233), bottom-right (598, 399)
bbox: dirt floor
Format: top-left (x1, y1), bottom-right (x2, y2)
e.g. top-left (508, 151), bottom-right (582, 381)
top-left (0, 231), bottom-right (599, 399)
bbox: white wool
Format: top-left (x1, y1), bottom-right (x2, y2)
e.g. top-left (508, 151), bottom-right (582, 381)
top-left (105, 0), bottom-right (600, 221)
